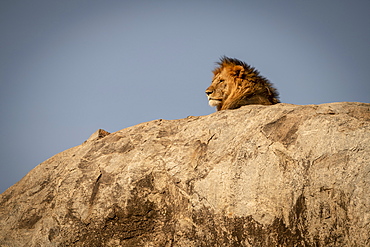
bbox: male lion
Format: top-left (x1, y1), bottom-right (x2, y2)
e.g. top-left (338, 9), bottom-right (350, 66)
top-left (205, 56), bottom-right (280, 111)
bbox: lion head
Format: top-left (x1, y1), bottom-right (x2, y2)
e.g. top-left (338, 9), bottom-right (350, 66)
top-left (205, 56), bottom-right (280, 111)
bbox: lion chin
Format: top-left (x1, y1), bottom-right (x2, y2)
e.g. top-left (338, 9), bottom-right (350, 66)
top-left (205, 56), bottom-right (280, 111)
top-left (208, 99), bottom-right (222, 107)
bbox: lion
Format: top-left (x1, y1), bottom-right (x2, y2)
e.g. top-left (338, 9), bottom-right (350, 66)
top-left (205, 56), bottom-right (280, 111)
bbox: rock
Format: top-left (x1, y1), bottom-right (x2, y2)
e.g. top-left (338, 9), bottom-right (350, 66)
top-left (85, 129), bottom-right (111, 142)
top-left (0, 102), bottom-right (369, 246)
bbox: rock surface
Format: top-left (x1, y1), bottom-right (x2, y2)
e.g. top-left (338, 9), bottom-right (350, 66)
top-left (0, 102), bottom-right (369, 246)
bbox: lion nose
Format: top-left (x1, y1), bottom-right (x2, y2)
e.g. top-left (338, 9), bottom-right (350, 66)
top-left (205, 90), bottom-right (213, 96)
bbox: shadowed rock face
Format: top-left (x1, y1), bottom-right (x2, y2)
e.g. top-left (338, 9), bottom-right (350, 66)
top-left (0, 102), bottom-right (369, 246)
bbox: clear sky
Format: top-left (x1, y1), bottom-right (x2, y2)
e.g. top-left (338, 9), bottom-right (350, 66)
top-left (1, 0), bottom-right (369, 193)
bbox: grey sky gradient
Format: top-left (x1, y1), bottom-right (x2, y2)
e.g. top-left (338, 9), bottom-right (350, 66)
top-left (1, 0), bottom-right (369, 193)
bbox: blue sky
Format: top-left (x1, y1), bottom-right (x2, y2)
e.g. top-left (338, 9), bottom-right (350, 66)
top-left (1, 0), bottom-right (369, 193)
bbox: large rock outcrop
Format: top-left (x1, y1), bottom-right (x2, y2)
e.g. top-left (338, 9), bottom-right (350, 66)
top-left (0, 102), bottom-right (369, 246)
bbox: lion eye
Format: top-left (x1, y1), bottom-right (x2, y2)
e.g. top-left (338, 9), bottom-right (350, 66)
top-left (219, 79), bottom-right (224, 83)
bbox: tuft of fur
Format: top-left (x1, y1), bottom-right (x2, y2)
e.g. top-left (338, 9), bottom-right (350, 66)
top-left (205, 56), bottom-right (280, 111)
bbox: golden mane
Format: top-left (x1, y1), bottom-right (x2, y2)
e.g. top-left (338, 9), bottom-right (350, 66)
top-left (205, 56), bottom-right (280, 111)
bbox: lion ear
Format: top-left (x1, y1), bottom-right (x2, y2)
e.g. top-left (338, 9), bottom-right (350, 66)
top-left (229, 65), bottom-right (245, 78)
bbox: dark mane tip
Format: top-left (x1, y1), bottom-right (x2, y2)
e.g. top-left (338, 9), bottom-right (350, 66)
top-left (217, 56), bottom-right (253, 71)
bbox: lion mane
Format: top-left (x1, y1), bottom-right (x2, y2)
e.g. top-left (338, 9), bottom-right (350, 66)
top-left (205, 56), bottom-right (280, 111)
